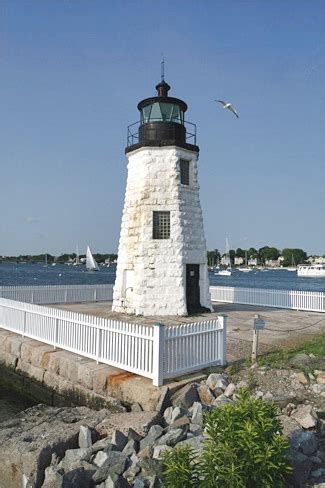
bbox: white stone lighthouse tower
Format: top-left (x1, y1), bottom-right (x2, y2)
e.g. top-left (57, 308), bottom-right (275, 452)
top-left (112, 77), bottom-right (212, 316)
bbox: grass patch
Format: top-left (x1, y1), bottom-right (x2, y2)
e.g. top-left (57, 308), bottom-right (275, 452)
top-left (257, 334), bottom-right (325, 370)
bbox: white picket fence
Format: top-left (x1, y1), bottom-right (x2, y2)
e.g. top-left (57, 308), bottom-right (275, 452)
top-left (0, 297), bottom-right (226, 386)
top-left (210, 286), bottom-right (325, 313)
top-left (0, 284), bottom-right (114, 304)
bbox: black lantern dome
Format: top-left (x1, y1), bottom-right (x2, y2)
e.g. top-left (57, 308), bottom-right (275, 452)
top-left (126, 80), bottom-right (198, 153)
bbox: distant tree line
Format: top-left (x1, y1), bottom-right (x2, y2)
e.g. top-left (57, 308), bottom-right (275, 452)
top-left (0, 253), bottom-right (118, 264)
top-left (207, 246), bottom-right (309, 267)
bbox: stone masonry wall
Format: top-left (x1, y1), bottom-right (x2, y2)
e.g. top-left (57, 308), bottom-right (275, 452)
top-left (0, 328), bottom-right (161, 411)
top-left (113, 146), bottom-right (212, 316)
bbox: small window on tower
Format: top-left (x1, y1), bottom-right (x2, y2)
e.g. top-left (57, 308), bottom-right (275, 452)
top-left (180, 159), bottom-right (190, 185)
top-left (153, 211), bottom-right (170, 239)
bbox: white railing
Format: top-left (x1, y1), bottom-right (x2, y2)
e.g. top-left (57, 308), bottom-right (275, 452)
top-left (210, 286), bottom-right (325, 313)
top-left (0, 284), bottom-right (114, 304)
top-left (0, 297), bottom-right (226, 386)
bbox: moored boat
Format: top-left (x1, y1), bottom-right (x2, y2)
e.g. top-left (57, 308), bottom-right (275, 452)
top-left (297, 264), bottom-right (325, 278)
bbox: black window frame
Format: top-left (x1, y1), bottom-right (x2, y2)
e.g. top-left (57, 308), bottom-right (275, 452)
top-left (152, 211), bottom-right (170, 239)
top-left (180, 159), bottom-right (190, 186)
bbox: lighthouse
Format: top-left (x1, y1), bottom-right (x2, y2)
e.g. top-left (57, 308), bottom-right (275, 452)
top-left (112, 76), bottom-right (212, 316)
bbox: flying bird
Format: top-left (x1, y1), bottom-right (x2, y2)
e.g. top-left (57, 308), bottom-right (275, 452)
top-left (215, 100), bottom-right (239, 118)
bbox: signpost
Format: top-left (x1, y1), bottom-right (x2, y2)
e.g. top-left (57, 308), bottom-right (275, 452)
top-left (251, 314), bottom-right (265, 363)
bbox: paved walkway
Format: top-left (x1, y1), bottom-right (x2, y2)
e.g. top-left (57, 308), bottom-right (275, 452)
top-left (51, 301), bottom-right (325, 362)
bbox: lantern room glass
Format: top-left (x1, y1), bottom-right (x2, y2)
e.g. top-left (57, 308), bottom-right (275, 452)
top-left (141, 102), bottom-right (184, 124)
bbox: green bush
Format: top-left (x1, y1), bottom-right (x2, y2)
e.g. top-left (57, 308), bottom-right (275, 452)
top-left (162, 389), bottom-right (292, 488)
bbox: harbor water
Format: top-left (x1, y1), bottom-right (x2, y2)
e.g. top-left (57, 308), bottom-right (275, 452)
top-left (0, 262), bottom-right (324, 292)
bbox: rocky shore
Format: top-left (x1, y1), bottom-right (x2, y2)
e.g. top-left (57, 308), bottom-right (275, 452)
top-left (0, 351), bottom-right (324, 488)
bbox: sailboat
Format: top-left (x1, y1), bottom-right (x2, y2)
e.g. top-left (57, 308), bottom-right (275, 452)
top-left (238, 250), bottom-right (252, 272)
top-left (287, 254), bottom-right (296, 272)
top-left (73, 245), bottom-right (80, 266)
top-left (217, 238), bottom-right (232, 276)
top-left (86, 246), bottom-right (99, 271)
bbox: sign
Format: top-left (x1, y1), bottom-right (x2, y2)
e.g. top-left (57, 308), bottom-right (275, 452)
top-left (254, 317), bottom-right (265, 330)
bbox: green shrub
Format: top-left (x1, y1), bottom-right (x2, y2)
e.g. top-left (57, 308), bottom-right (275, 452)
top-left (161, 445), bottom-right (199, 488)
top-left (162, 389), bottom-right (292, 488)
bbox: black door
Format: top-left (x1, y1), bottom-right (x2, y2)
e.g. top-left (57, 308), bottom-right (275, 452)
top-left (186, 264), bottom-right (201, 313)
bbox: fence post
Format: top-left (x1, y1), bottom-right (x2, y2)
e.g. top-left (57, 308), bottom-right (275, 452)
top-left (218, 314), bottom-right (227, 365)
top-left (153, 322), bottom-right (165, 387)
top-left (22, 310), bottom-right (26, 337)
top-left (54, 318), bottom-right (58, 350)
top-left (96, 327), bottom-right (101, 364)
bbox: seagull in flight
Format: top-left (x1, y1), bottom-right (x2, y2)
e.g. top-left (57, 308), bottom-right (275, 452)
top-left (216, 100), bottom-right (239, 118)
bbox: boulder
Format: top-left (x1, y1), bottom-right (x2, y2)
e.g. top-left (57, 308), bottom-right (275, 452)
top-left (224, 383), bottom-right (236, 398)
top-left (152, 444), bottom-right (172, 459)
top-left (139, 425), bottom-right (163, 450)
top-left (155, 428), bottom-right (187, 447)
top-left (288, 450), bottom-right (313, 487)
top-left (122, 439), bottom-right (139, 456)
top-left (292, 372), bottom-right (309, 385)
top-left (290, 430), bottom-right (318, 455)
top-left (190, 402), bottom-right (203, 426)
top-left (316, 371), bottom-right (325, 385)
top-left (212, 394), bottom-right (233, 407)
top-left (168, 416), bottom-right (190, 433)
top-left (64, 448), bottom-right (92, 464)
top-left (291, 405), bottom-right (318, 429)
top-left (290, 353), bottom-right (312, 367)
top-left (206, 373), bottom-right (228, 391)
top-left (198, 384), bottom-right (215, 405)
top-left (111, 430), bottom-right (128, 451)
top-left (104, 473), bottom-right (130, 488)
top-left (171, 383), bottom-right (200, 409)
top-left (78, 425), bottom-right (93, 448)
top-left (92, 452), bottom-right (129, 484)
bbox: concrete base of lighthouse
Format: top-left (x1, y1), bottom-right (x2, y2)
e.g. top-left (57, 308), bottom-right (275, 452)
top-left (112, 146), bottom-right (213, 316)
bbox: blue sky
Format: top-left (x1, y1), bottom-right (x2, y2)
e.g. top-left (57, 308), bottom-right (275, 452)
top-left (1, 0), bottom-right (324, 256)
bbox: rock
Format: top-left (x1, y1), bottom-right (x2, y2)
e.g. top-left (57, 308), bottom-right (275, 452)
top-left (62, 467), bottom-right (93, 488)
top-left (163, 406), bottom-right (185, 425)
top-left (316, 371), bottom-right (325, 384)
top-left (290, 353), bottom-right (312, 367)
top-left (155, 386), bottom-right (172, 416)
top-left (153, 444), bottom-right (172, 459)
top-left (133, 480), bottom-right (147, 488)
top-left (224, 383), bottom-right (236, 398)
top-left (94, 450), bottom-right (110, 467)
top-left (272, 393), bottom-right (297, 408)
top-left (138, 458), bottom-right (162, 479)
top-left (171, 383), bottom-right (200, 409)
top-left (128, 428), bottom-right (143, 443)
top-left (278, 415), bottom-right (300, 438)
top-left (292, 372), bottom-right (309, 385)
top-left (206, 373), bottom-right (228, 391)
top-left (91, 438), bottom-right (118, 454)
top-left (168, 416), bottom-right (190, 432)
top-left (311, 468), bottom-right (325, 478)
top-left (198, 384), bottom-right (215, 405)
top-left (78, 425), bottom-right (93, 448)
top-left (290, 430), bottom-right (318, 455)
top-left (155, 428), bottom-right (187, 447)
top-left (291, 405), bottom-right (318, 429)
top-left (104, 473), bottom-right (130, 488)
top-left (123, 462), bottom-right (141, 483)
top-left (177, 435), bottom-right (204, 453)
top-left (289, 450), bottom-right (313, 487)
top-left (212, 394), bottom-right (233, 407)
top-left (122, 439), bottom-right (139, 456)
top-left (262, 391), bottom-right (274, 401)
top-left (311, 384), bottom-right (325, 394)
top-left (64, 447), bottom-right (92, 464)
top-left (131, 403), bottom-right (143, 412)
top-left (189, 424), bottom-right (203, 436)
top-left (139, 425), bottom-right (163, 450)
top-left (138, 445), bottom-right (154, 460)
top-left (190, 402), bottom-right (203, 426)
top-left (42, 465), bottom-right (64, 488)
top-left (92, 452), bottom-right (129, 483)
top-left (112, 430), bottom-right (128, 451)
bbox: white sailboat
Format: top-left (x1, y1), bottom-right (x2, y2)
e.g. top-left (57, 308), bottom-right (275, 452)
top-left (287, 254), bottom-right (296, 272)
top-left (86, 246), bottom-right (99, 271)
top-left (217, 238), bottom-right (232, 276)
top-left (73, 245), bottom-right (80, 266)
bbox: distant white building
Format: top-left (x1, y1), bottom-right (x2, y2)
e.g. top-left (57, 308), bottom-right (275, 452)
top-left (234, 257), bottom-right (244, 265)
